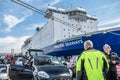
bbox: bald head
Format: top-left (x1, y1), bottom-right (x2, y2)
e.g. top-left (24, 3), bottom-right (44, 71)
top-left (84, 40), bottom-right (93, 50)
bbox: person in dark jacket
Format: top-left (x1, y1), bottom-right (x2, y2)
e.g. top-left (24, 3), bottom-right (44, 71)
top-left (103, 44), bottom-right (120, 80)
top-left (23, 51), bottom-right (30, 65)
top-left (25, 51), bottom-right (29, 59)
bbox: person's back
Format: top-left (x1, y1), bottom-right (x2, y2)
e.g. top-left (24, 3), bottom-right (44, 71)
top-left (76, 40), bottom-right (109, 80)
top-left (82, 49), bottom-right (107, 80)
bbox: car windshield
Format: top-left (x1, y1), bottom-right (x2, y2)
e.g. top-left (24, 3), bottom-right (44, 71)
top-left (17, 58), bottom-right (23, 61)
top-left (34, 57), bottom-right (60, 66)
top-left (30, 51), bottom-right (43, 56)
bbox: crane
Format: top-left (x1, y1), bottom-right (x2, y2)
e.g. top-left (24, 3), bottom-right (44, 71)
top-left (11, 0), bottom-right (78, 30)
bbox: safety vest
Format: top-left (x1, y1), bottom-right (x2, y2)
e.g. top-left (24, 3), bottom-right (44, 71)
top-left (76, 49), bottom-right (109, 80)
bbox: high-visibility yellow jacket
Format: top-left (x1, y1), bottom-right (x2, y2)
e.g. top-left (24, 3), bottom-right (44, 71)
top-left (76, 49), bottom-right (109, 80)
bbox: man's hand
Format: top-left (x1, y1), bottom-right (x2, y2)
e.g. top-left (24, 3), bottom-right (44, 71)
top-left (112, 60), bottom-right (116, 64)
top-left (108, 59), bottom-right (110, 62)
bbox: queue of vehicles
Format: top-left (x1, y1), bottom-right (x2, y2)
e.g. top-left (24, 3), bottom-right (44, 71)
top-left (0, 49), bottom-right (73, 80)
top-left (1, 49), bottom-right (120, 80)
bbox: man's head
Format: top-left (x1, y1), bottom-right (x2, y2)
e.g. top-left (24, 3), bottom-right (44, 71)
top-left (103, 44), bottom-right (111, 54)
top-left (84, 40), bottom-right (93, 50)
top-left (25, 51), bottom-right (29, 56)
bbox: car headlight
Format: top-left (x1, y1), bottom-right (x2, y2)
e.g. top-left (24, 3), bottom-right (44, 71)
top-left (38, 71), bottom-right (49, 79)
top-left (69, 69), bottom-right (73, 77)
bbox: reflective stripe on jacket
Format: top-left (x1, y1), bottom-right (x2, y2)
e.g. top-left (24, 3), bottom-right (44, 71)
top-left (76, 49), bottom-right (109, 80)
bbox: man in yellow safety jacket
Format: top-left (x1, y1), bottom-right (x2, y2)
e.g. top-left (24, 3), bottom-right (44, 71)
top-left (76, 40), bottom-right (109, 80)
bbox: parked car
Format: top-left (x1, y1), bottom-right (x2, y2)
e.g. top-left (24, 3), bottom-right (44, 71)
top-left (9, 56), bottom-right (32, 80)
top-left (0, 58), bottom-right (9, 80)
top-left (9, 49), bottom-right (72, 80)
top-left (32, 55), bottom-right (72, 80)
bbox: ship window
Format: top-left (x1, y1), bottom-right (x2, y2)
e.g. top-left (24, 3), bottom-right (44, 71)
top-left (77, 19), bottom-right (80, 23)
top-left (76, 11), bottom-right (80, 15)
top-left (64, 35), bottom-right (66, 37)
top-left (64, 29), bottom-right (65, 31)
top-left (90, 21), bottom-right (93, 23)
top-left (52, 18), bottom-right (54, 20)
top-left (72, 35), bottom-right (75, 37)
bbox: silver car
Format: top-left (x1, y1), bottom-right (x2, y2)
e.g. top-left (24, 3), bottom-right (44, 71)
top-left (0, 58), bottom-right (9, 80)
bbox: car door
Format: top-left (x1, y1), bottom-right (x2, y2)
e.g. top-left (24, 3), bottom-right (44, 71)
top-left (9, 56), bottom-right (33, 80)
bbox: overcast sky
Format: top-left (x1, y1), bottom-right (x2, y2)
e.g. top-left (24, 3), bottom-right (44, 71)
top-left (0, 0), bottom-right (120, 53)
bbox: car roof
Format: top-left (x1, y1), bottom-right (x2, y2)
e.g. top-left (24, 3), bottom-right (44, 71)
top-left (0, 58), bottom-right (4, 60)
top-left (14, 55), bottom-right (29, 59)
top-left (28, 49), bottom-right (43, 52)
top-left (34, 55), bottom-right (53, 59)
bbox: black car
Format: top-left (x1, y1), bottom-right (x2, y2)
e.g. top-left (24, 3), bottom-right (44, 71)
top-left (9, 56), bottom-right (33, 80)
top-left (9, 55), bottom-right (72, 80)
top-left (32, 55), bottom-right (72, 80)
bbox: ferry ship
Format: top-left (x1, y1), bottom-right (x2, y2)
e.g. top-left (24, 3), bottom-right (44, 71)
top-left (21, 6), bottom-right (120, 57)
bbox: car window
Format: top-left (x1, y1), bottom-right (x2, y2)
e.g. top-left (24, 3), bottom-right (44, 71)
top-left (34, 57), bottom-right (60, 66)
top-left (52, 58), bottom-right (60, 64)
top-left (13, 56), bottom-right (28, 66)
top-left (29, 51), bottom-right (43, 56)
top-left (18, 58), bottom-right (23, 61)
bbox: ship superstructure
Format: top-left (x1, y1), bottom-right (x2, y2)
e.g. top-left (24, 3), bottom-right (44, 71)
top-left (21, 6), bottom-right (98, 54)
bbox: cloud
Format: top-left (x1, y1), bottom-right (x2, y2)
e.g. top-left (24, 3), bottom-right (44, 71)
top-left (99, 17), bottom-right (120, 27)
top-left (4, 13), bottom-right (32, 32)
top-left (21, 0), bottom-right (34, 3)
top-left (99, 24), bottom-right (120, 30)
top-left (14, 0), bottom-right (61, 9)
top-left (0, 36), bottom-right (31, 53)
top-left (50, 0), bottom-right (61, 5)
top-left (35, 0), bottom-right (61, 9)
top-left (90, 1), bottom-right (120, 12)
top-left (4, 15), bottom-right (25, 32)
